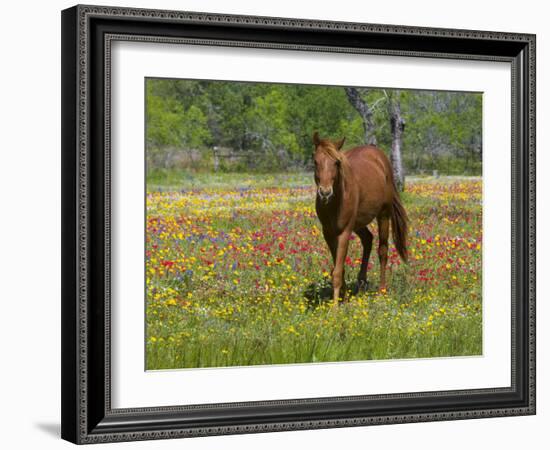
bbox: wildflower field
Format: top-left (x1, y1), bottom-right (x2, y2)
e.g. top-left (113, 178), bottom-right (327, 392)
top-left (146, 172), bottom-right (482, 370)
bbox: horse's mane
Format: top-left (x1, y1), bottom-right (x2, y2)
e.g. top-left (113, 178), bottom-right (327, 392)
top-left (318, 140), bottom-right (346, 164)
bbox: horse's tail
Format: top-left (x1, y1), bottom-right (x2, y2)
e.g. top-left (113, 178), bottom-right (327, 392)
top-left (391, 186), bottom-right (409, 263)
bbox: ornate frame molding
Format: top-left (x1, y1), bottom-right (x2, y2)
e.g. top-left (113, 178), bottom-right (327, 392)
top-left (62, 4), bottom-right (536, 444)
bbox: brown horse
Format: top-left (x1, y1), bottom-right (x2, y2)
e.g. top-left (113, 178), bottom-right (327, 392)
top-left (312, 131), bottom-right (408, 305)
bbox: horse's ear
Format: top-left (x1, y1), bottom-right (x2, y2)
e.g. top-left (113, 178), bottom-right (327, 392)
top-left (312, 131), bottom-right (321, 146)
top-left (335, 137), bottom-right (346, 150)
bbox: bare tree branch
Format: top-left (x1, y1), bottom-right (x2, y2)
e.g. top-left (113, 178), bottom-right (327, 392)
top-left (344, 87), bottom-right (377, 145)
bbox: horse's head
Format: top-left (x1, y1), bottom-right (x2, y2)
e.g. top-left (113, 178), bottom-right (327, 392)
top-left (312, 131), bottom-right (346, 204)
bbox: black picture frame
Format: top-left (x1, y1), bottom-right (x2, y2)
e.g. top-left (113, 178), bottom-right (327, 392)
top-left (61, 4), bottom-right (536, 444)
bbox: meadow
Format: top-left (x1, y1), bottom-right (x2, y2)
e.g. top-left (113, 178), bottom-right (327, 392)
top-left (145, 172), bottom-right (482, 370)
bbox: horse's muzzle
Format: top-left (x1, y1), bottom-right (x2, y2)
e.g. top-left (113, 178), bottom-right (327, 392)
top-left (318, 186), bottom-right (334, 203)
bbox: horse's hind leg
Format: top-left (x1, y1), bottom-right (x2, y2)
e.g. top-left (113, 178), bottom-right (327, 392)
top-left (377, 216), bottom-right (390, 291)
top-left (355, 227), bottom-right (373, 292)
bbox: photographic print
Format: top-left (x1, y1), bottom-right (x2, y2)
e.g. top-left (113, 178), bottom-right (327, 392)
top-left (144, 78), bottom-right (483, 370)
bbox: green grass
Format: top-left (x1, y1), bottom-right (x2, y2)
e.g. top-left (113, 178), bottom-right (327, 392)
top-left (145, 172), bottom-right (482, 369)
top-left (147, 168), bottom-right (314, 190)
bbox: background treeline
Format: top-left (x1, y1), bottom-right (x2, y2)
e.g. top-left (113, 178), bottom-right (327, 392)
top-left (146, 78), bottom-right (482, 177)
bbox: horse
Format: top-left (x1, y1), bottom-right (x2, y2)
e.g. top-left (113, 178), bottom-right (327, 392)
top-left (312, 131), bottom-right (408, 305)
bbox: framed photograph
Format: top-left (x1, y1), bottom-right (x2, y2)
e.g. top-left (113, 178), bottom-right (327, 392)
top-left (61, 4), bottom-right (536, 444)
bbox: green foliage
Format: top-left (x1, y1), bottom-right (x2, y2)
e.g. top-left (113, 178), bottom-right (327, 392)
top-left (145, 78), bottom-right (482, 176)
top-left (146, 81), bottom-right (211, 169)
top-left (401, 91), bottom-right (482, 174)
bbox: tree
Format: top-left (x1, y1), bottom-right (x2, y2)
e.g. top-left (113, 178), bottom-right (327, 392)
top-left (386, 90), bottom-right (405, 191)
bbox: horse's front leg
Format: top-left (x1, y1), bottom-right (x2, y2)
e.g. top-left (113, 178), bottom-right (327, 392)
top-left (322, 228), bottom-right (337, 264)
top-left (332, 230), bottom-right (351, 306)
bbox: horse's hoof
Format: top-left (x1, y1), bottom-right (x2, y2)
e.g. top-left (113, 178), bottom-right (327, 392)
top-left (355, 280), bottom-right (369, 294)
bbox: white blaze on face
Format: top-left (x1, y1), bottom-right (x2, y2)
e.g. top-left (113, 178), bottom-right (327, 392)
top-left (318, 158), bottom-right (335, 202)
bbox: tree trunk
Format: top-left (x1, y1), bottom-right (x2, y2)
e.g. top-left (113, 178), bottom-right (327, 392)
top-left (344, 87), bottom-right (377, 145)
top-left (388, 94), bottom-right (405, 191)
